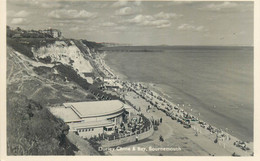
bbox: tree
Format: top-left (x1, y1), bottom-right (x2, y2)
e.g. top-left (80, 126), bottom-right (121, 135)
top-left (16, 27), bottom-right (21, 31)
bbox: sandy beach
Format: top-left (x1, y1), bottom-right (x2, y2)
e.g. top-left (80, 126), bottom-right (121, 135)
top-left (108, 91), bottom-right (253, 156)
top-left (95, 51), bottom-right (253, 156)
top-left (104, 47), bottom-right (254, 142)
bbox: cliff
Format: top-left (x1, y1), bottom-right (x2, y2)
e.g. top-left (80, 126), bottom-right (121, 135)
top-left (6, 29), bottom-right (102, 155)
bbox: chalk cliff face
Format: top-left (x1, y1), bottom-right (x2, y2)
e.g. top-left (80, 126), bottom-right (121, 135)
top-left (6, 36), bottom-right (100, 155)
top-left (32, 40), bottom-right (94, 83)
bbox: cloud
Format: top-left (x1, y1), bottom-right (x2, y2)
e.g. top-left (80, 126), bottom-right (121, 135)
top-left (56, 19), bottom-right (86, 24)
top-left (115, 7), bottom-right (135, 16)
top-left (111, 0), bottom-right (141, 8)
top-left (11, 18), bottom-right (27, 25)
top-left (153, 4), bottom-right (164, 8)
top-left (70, 26), bottom-right (80, 31)
top-left (154, 12), bottom-right (182, 19)
top-left (84, 26), bottom-right (100, 32)
top-left (134, 0), bottom-right (142, 6)
top-left (203, 2), bottom-right (239, 11)
top-left (169, 1), bottom-right (195, 5)
top-left (123, 11), bottom-right (181, 28)
top-left (127, 14), bottom-right (171, 28)
top-left (157, 23), bottom-right (171, 29)
top-left (101, 22), bottom-right (117, 27)
top-left (48, 9), bottom-right (97, 19)
top-left (40, 2), bottom-right (62, 8)
top-left (153, 1), bottom-right (194, 8)
top-left (114, 26), bottom-right (127, 31)
top-left (10, 0), bottom-right (62, 8)
top-left (91, 3), bottom-right (109, 9)
top-left (14, 10), bottom-right (29, 17)
top-left (111, 0), bottom-right (128, 8)
top-left (127, 15), bottom-right (154, 23)
top-left (178, 24), bottom-right (206, 32)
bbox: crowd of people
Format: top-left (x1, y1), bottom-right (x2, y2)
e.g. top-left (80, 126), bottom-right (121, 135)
top-left (234, 140), bottom-right (250, 151)
top-left (94, 52), bottom-right (252, 154)
top-left (118, 81), bottom-right (251, 152)
top-left (89, 113), bottom-right (152, 142)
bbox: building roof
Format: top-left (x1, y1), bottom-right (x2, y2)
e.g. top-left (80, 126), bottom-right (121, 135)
top-left (63, 100), bottom-right (124, 118)
top-left (49, 106), bottom-right (81, 122)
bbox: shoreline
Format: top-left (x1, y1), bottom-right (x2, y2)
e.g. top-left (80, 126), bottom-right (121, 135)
top-left (96, 51), bottom-right (253, 156)
top-left (103, 51), bottom-right (253, 142)
top-left (149, 83), bottom-right (253, 143)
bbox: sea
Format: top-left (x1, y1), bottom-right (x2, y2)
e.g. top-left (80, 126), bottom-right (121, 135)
top-left (104, 46), bottom-right (254, 142)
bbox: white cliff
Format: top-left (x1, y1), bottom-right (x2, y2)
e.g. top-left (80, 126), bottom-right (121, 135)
top-left (32, 40), bottom-right (94, 83)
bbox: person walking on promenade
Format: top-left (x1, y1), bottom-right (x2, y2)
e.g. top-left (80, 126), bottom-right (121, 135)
top-left (159, 135), bottom-right (164, 142)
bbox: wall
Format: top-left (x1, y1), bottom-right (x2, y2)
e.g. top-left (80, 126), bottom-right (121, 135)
top-left (100, 125), bottom-right (154, 148)
top-left (78, 127), bottom-right (103, 138)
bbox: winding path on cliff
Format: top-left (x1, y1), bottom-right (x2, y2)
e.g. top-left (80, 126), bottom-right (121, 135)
top-left (7, 45), bottom-right (101, 155)
top-left (67, 132), bottom-right (100, 155)
top-left (7, 47), bottom-right (90, 102)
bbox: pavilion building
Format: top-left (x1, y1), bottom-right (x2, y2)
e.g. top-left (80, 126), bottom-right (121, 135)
top-left (49, 100), bottom-right (134, 138)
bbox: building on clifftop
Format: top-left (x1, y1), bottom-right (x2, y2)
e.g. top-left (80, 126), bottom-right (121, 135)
top-left (40, 28), bottom-right (62, 38)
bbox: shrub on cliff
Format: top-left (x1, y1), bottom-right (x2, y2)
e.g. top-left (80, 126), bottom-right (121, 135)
top-left (7, 37), bottom-right (57, 60)
top-left (81, 40), bottom-right (104, 50)
top-left (33, 66), bottom-right (52, 75)
top-left (54, 64), bottom-right (91, 90)
top-left (38, 56), bottom-right (52, 63)
top-left (7, 38), bottom-right (34, 59)
top-left (7, 92), bottom-right (78, 155)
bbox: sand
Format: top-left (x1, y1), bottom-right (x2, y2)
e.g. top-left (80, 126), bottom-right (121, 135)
top-left (104, 48), bottom-right (254, 142)
top-left (109, 91), bottom-right (253, 156)
top-left (95, 51), bottom-right (253, 156)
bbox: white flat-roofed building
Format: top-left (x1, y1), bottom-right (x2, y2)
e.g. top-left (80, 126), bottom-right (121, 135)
top-left (103, 78), bottom-right (123, 89)
top-left (50, 100), bottom-right (133, 138)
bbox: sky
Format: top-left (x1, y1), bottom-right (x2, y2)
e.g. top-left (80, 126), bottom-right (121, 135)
top-left (7, 0), bottom-right (254, 46)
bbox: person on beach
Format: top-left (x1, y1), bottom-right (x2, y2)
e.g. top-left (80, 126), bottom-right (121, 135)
top-left (151, 119), bottom-right (154, 125)
top-left (159, 135), bottom-right (164, 142)
top-left (214, 137), bottom-right (218, 143)
top-left (155, 120), bottom-right (158, 126)
top-left (136, 135), bottom-right (139, 142)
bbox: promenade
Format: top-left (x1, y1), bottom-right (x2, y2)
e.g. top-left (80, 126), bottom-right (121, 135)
top-left (109, 91), bottom-right (252, 156)
top-left (94, 52), bottom-right (253, 156)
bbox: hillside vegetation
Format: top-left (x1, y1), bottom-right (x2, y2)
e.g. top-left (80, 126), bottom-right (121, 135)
top-left (6, 27), bottom-right (104, 155)
top-left (7, 92), bottom-right (78, 155)
top-left (6, 46), bottom-right (86, 155)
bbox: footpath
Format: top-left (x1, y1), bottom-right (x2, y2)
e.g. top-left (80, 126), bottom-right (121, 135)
top-left (67, 132), bottom-right (100, 155)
